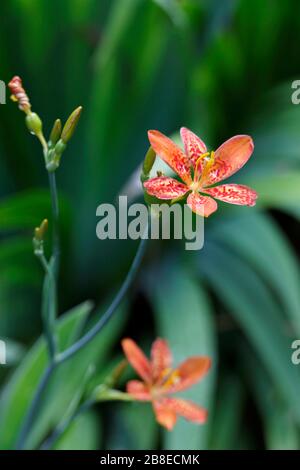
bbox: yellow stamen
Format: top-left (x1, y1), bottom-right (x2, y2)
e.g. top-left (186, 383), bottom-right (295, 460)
top-left (194, 152), bottom-right (210, 182)
top-left (199, 150), bottom-right (215, 186)
top-left (162, 369), bottom-right (180, 389)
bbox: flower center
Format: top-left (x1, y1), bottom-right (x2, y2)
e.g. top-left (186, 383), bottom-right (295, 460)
top-left (191, 151), bottom-right (215, 190)
top-left (190, 181), bottom-right (200, 191)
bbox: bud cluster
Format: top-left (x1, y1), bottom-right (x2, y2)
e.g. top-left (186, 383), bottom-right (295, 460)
top-left (8, 75), bottom-right (82, 172)
top-left (46, 107), bottom-right (82, 172)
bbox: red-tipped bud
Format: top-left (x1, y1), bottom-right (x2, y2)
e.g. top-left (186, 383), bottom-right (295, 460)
top-left (8, 76), bottom-right (31, 112)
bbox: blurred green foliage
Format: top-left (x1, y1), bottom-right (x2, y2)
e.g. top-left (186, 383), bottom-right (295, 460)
top-left (0, 0), bottom-right (299, 450)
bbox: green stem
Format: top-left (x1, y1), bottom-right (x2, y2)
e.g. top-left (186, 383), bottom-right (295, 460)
top-left (48, 171), bottom-right (60, 273)
top-left (41, 390), bottom-right (134, 449)
top-left (16, 232), bottom-right (148, 449)
top-left (57, 233), bottom-right (148, 364)
top-left (38, 253), bottom-right (57, 359)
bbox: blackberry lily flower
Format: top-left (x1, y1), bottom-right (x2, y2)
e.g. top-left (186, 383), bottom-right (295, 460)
top-left (122, 338), bottom-right (211, 430)
top-left (143, 128), bottom-right (257, 217)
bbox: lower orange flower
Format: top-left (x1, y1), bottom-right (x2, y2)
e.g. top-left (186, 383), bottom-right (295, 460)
top-left (121, 338), bottom-right (211, 430)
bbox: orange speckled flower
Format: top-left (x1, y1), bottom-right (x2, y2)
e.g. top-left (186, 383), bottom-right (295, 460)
top-left (122, 338), bottom-right (211, 430)
top-left (143, 128), bottom-right (257, 217)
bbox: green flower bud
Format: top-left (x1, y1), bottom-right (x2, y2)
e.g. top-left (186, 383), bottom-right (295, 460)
top-left (33, 219), bottom-right (48, 256)
top-left (61, 106), bottom-right (82, 143)
top-left (25, 112), bottom-right (43, 136)
top-left (49, 119), bottom-right (62, 147)
top-left (34, 219), bottom-right (48, 241)
top-left (142, 146), bottom-right (156, 177)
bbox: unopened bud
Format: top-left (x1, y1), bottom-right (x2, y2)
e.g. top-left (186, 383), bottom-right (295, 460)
top-left (8, 76), bottom-right (31, 112)
top-left (33, 219), bottom-right (48, 256)
top-left (49, 119), bottom-right (62, 147)
top-left (61, 106), bottom-right (82, 143)
top-left (142, 146), bottom-right (156, 177)
top-left (34, 219), bottom-right (48, 241)
top-left (25, 112), bottom-right (43, 136)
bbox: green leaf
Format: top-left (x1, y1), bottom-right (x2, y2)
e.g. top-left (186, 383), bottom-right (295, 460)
top-left (243, 347), bottom-right (299, 450)
top-left (26, 302), bottom-right (128, 449)
top-left (93, 0), bottom-right (141, 71)
top-left (0, 301), bottom-right (93, 450)
top-left (209, 375), bottom-right (245, 450)
top-left (0, 189), bottom-right (69, 232)
top-left (152, 0), bottom-right (189, 29)
top-left (146, 258), bottom-right (216, 450)
top-left (106, 402), bottom-right (158, 450)
top-left (200, 243), bottom-right (300, 423)
top-left (250, 173), bottom-right (300, 217)
top-left (209, 212), bottom-right (300, 335)
top-left (54, 411), bottom-right (101, 450)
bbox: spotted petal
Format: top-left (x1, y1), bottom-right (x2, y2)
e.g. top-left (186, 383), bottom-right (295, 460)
top-left (153, 399), bottom-right (177, 430)
top-left (202, 135), bottom-right (254, 186)
top-left (122, 338), bottom-right (152, 383)
top-left (180, 127), bottom-right (207, 168)
top-left (203, 184), bottom-right (257, 206)
top-left (164, 397), bottom-right (208, 424)
top-left (144, 176), bottom-right (189, 200)
top-left (187, 192), bottom-right (218, 217)
top-left (151, 338), bottom-right (172, 381)
top-left (148, 130), bottom-right (192, 185)
top-left (168, 357), bottom-right (211, 393)
top-left (126, 380), bottom-right (151, 401)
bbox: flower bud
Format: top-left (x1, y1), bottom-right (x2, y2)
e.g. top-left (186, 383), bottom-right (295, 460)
top-left (34, 219), bottom-right (48, 241)
top-left (142, 146), bottom-right (156, 177)
top-left (25, 112), bottom-right (43, 136)
top-left (8, 76), bottom-right (31, 112)
top-left (33, 219), bottom-right (48, 256)
top-left (49, 119), bottom-right (62, 147)
top-left (61, 106), bottom-right (82, 143)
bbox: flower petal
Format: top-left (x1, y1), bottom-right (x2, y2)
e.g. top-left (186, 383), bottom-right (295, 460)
top-left (203, 184), bottom-right (258, 206)
top-left (202, 135), bottom-right (254, 186)
top-left (126, 380), bottom-right (151, 401)
top-left (164, 397), bottom-right (208, 424)
top-left (151, 338), bottom-right (173, 381)
top-left (180, 127), bottom-right (207, 168)
top-left (153, 399), bottom-right (177, 430)
top-left (187, 192), bottom-right (218, 217)
top-left (122, 338), bottom-right (152, 383)
top-left (168, 357), bottom-right (211, 393)
top-left (144, 176), bottom-right (189, 200)
top-left (148, 130), bottom-right (192, 185)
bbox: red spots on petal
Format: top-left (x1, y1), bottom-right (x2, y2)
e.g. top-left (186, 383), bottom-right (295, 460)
top-left (180, 127), bottom-right (207, 168)
top-left (187, 192), bottom-right (218, 217)
top-left (144, 177), bottom-right (189, 200)
top-left (148, 130), bottom-right (192, 185)
top-left (203, 184), bottom-right (258, 206)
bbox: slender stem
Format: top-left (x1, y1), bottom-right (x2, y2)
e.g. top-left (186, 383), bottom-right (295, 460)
top-left (40, 399), bottom-right (95, 450)
top-left (16, 232), bottom-right (148, 449)
top-left (48, 171), bottom-right (60, 272)
top-left (15, 362), bottom-right (56, 449)
top-left (36, 131), bottom-right (48, 159)
top-left (41, 388), bottom-right (135, 450)
top-left (57, 233), bottom-right (148, 364)
top-left (37, 253), bottom-right (57, 359)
